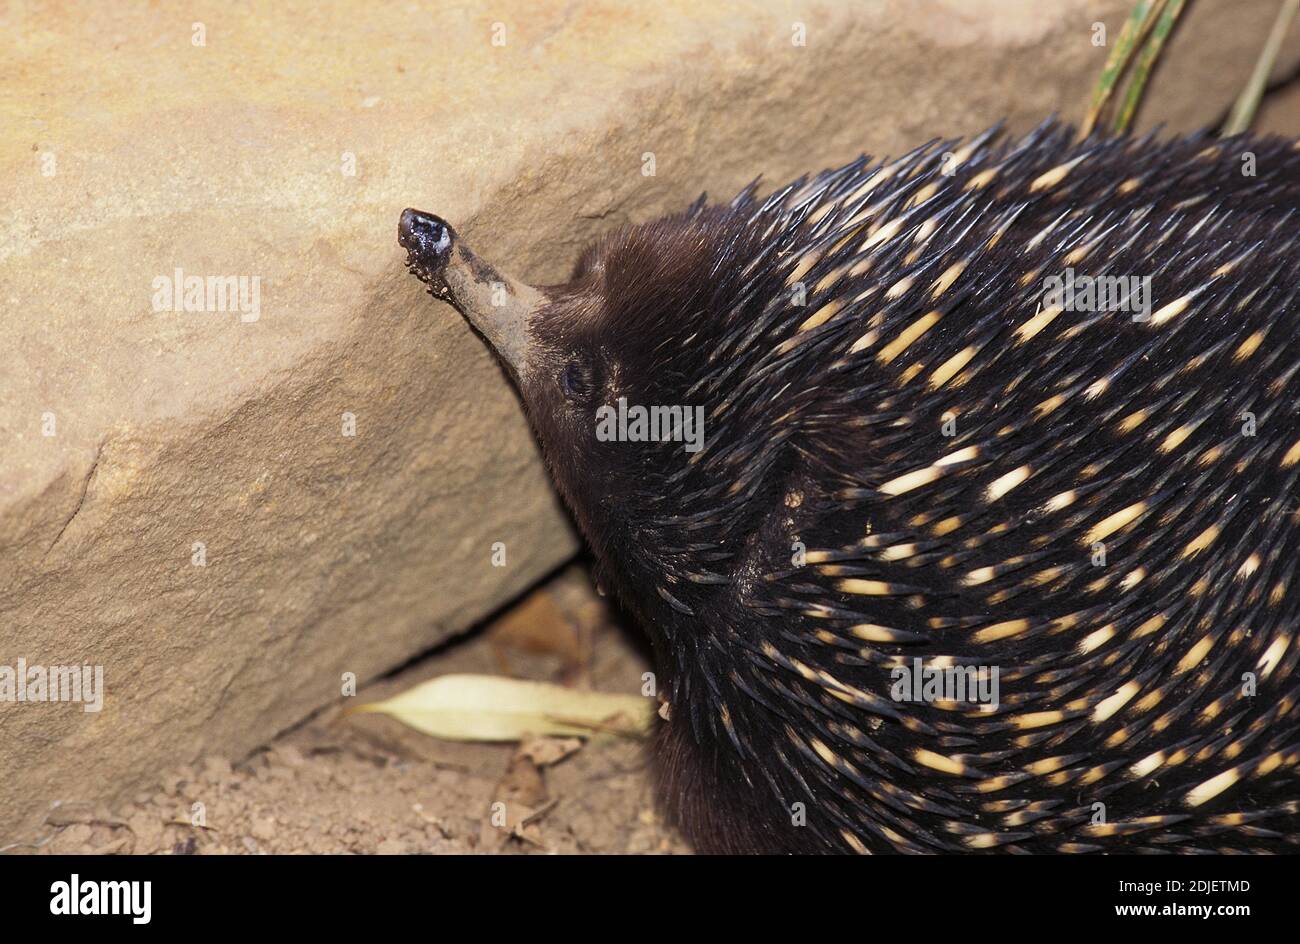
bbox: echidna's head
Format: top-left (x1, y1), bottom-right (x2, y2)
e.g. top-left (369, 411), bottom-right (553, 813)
top-left (400, 206), bottom-right (781, 632)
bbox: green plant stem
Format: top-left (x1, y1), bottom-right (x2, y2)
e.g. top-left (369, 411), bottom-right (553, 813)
top-left (1113, 0), bottom-right (1186, 134)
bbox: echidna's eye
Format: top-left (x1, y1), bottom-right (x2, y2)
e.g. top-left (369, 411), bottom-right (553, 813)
top-left (559, 361), bottom-right (595, 403)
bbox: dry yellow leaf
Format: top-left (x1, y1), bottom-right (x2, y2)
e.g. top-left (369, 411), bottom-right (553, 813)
top-left (348, 674), bottom-right (654, 742)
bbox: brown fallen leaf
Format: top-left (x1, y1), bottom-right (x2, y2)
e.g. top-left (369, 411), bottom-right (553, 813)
top-left (519, 735), bottom-right (583, 767)
top-left (481, 757), bottom-right (544, 850)
top-left (487, 587), bottom-right (583, 667)
top-left (478, 737), bottom-right (578, 851)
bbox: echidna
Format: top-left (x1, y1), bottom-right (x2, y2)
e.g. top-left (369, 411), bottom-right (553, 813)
top-left (399, 119), bottom-right (1300, 854)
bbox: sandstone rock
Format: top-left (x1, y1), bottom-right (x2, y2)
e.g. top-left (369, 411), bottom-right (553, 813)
top-left (1, 0), bottom-right (1294, 841)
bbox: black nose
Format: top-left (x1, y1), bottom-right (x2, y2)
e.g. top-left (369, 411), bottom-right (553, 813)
top-left (398, 208), bottom-right (453, 259)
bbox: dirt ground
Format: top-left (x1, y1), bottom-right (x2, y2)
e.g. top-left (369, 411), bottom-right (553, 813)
top-left (17, 565), bottom-right (690, 855)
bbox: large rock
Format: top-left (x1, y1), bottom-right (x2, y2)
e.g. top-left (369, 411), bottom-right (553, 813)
top-left (1, 0), bottom-right (1294, 840)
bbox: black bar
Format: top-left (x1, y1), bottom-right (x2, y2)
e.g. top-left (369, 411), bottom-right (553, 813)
top-left (0, 853), bottom-right (1286, 930)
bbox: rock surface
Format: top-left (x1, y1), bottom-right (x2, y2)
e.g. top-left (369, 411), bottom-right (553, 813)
top-left (1, 0), bottom-right (1295, 839)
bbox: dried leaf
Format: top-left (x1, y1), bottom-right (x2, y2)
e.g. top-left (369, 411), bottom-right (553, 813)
top-left (519, 736), bottom-right (583, 767)
top-left (348, 673), bottom-right (654, 742)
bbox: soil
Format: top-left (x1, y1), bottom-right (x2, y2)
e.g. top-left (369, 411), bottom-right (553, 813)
top-left (18, 566), bottom-right (690, 855)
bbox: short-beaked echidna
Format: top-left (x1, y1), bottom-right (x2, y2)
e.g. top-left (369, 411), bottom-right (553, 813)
top-left (399, 120), bottom-right (1300, 853)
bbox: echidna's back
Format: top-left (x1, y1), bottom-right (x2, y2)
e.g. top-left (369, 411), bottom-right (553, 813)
top-left (676, 124), bottom-right (1300, 853)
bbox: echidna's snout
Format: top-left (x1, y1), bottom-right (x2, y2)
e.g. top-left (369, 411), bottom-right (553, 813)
top-left (399, 208), bottom-right (454, 285)
top-left (398, 207), bottom-right (546, 381)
